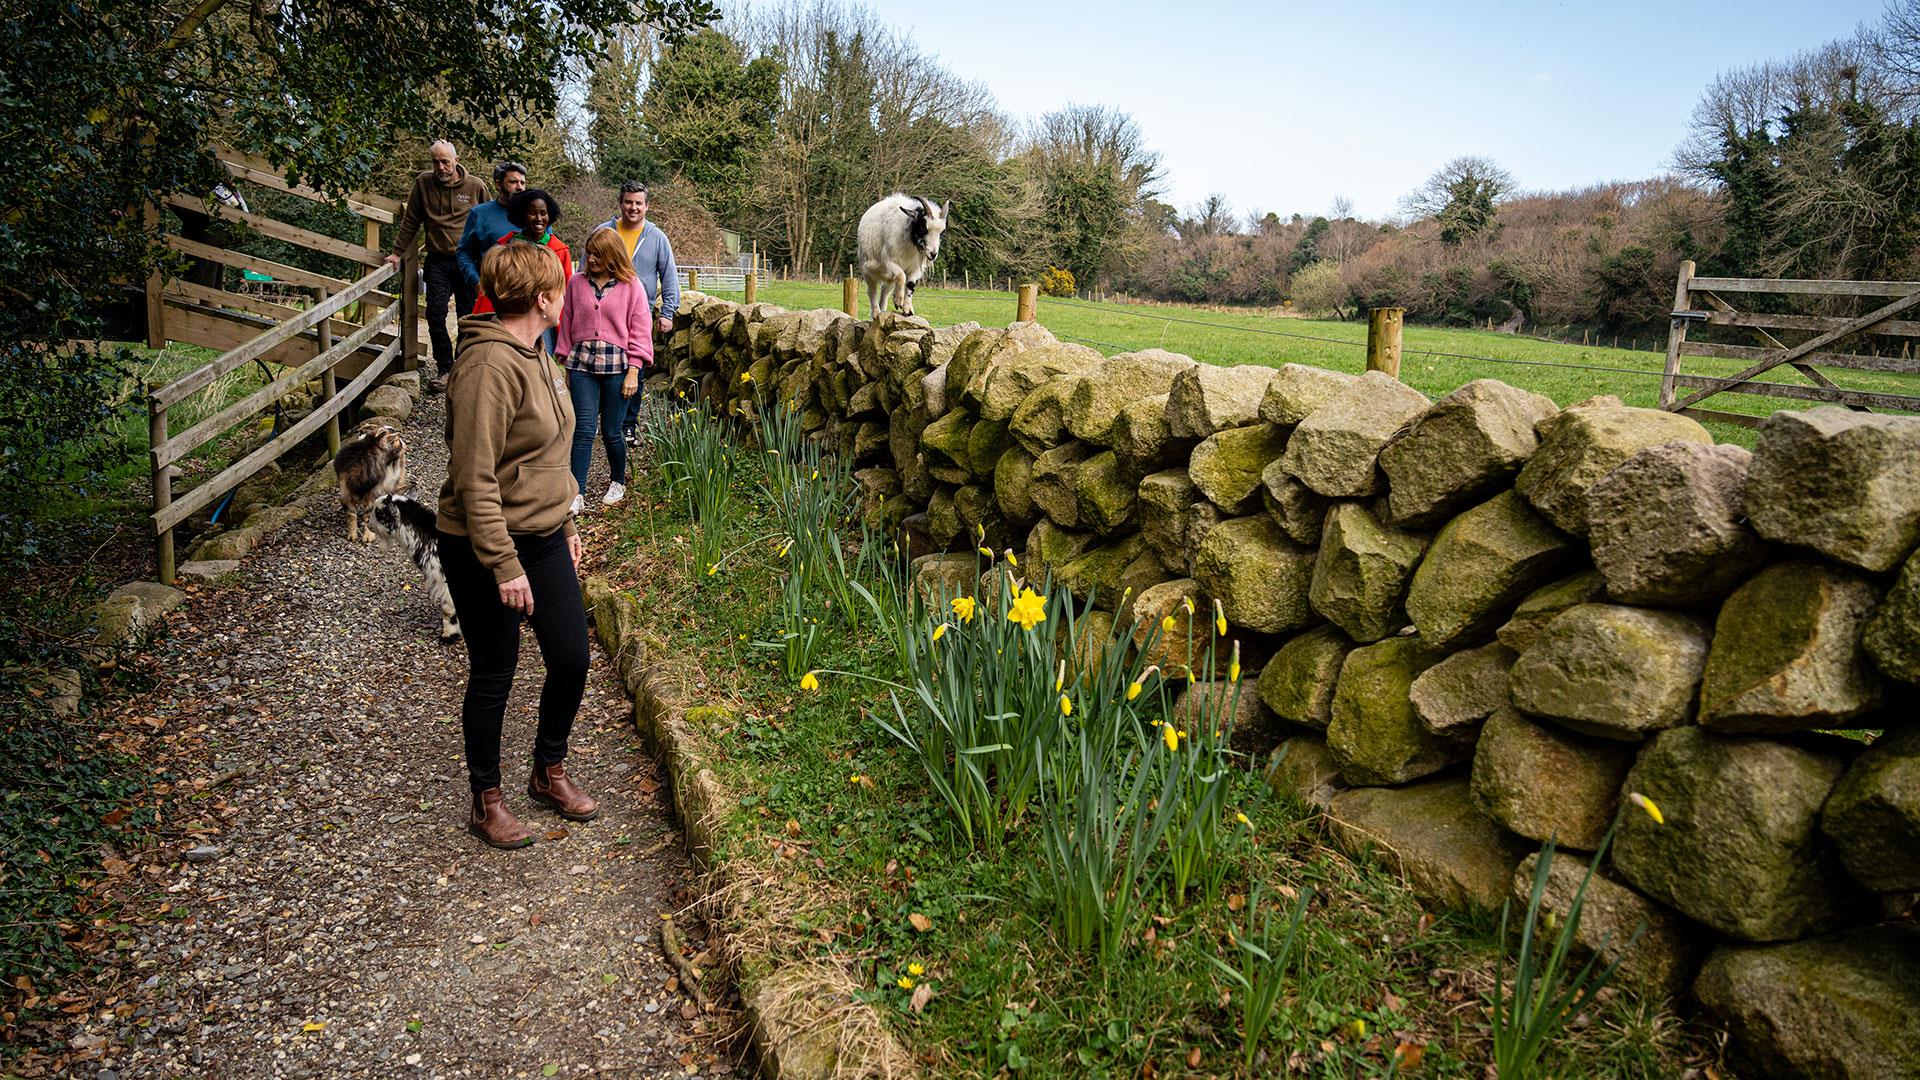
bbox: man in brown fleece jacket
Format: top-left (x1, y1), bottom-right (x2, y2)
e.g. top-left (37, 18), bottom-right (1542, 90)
top-left (386, 140), bottom-right (491, 382)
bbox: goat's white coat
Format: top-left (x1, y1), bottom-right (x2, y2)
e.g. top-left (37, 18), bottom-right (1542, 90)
top-left (856, 193), bottom-right (948, 319)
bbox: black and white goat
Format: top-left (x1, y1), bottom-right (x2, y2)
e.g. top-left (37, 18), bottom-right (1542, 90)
top-left (856, 193), bottom-right (949, 319)
top-left (370, 493), bottom-right (461, 644)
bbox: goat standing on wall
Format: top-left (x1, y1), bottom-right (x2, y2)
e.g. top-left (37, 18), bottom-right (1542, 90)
top-left (857, 193), bottom-right (949, 319)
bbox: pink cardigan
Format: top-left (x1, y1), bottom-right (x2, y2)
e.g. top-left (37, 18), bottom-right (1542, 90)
top-left (555, 274), bottom-right (653, 367)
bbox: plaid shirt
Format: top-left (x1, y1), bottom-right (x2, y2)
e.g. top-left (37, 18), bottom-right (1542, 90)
top-left (566, 339), bottom-right (628, 376)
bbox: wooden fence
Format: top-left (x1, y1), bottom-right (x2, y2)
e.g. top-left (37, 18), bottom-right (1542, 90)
top-left (144, 144), bottom-right (421, 583)
top-left (1661, 260), bottom-right (1920, 426)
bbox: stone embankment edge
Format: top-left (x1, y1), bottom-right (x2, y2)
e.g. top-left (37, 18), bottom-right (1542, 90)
top-left (582, 575), bottom-right (913, 1080)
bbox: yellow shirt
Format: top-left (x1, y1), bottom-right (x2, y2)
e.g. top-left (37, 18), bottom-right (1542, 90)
top-left (616, 220), bottom-right (645, 259)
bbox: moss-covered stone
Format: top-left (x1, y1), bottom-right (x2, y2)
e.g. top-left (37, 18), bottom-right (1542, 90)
top-left (1511, 851), bottom-right (1705, 1001)
top-left (1470, 706), bottom-right (1635, 851)
top-left (945, 322), bottom-right (1054, 410)
top-left (1408, 642), bottom-right (1514, 735)
top-left (1256, 625), bottom-right (1355, 729)
top-left (1111, 393), bottom-right (1191, 473)
top-left (1513, 395), bottom-right (1712, 537)
top-left (1167, 363), bottom-right (1275, 438)
top-left (1308, 502), bottom-right (1429, 642)
top-left (1192, 515), bottom-right (1316, 635)
top-left (1132, 578), bottom-right (1212, 677)
top-left (1063, 349), bottom-right (1194, 445)
top-left (1378, 379), bottom-right (1558, 526)
top-left (1613, 726), bottom-right (1872, 942)
top-left (1278, 371), bottom-right (1430, 497)
top-left (924, 488), bottom-right (962, 549)
top-left (1495, 570), bottom-right (1608, 653)
top-left (993, 446), bottom-right (1038, 525)
top-left (1073, 451), bottom-right (1139, 535)
top-left (1259, 460), bottom-right (1332, 545)
top-left (1327, 636), bottom-right (1465, 785)
top-left (1266, 735), bottom-right (1348, 809)
top-left (1508, 604), bottom-right (1712, 741)
top-left (1327, 777), bottom-right (1530, 911)
top-left (1138, 469), bottom-right (1199, 571)
top-left (1188, 423), bottom-right (1289, 513)
top-left (1025, 520), bottom-right (1097, 585)
top-left (973, 341), bottom-right (1105, 421)
top-left (1258, 363), bottom-right (1359, 427)
top-left (1008, 375), bottom-right (1082, 455)
top-left (1586, 442), bottom-right (1770, 607)
top-left (910, 552), bottom-right (977, 603)
top-left (919, 409), bottom-right (973, 471)
top-left (1864, 545), bottom-right (1920, 683)
top-left (1405, 490), bottom-right (1581, 650)
top-left (1745, 407), bottom-right (1920, 572)
top-left (1029, 442), bottom-right (1100, 529)
top-left (965, 418), bottom-right (1014, 478)
top-left (1821, 727), bottom-right (1920, 892)
top-left (1055, 534), bottom-right (1151, 606)
top-left (1699, 561), bottom-right (1885, 733)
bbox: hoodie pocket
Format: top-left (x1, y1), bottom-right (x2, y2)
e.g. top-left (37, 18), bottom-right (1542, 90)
top-left (503, 463), bottom-right (573, 521)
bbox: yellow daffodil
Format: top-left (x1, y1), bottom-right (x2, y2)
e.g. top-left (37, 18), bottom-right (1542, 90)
top-left (1128, 666), bottom-right (1159, 702)
top-left (978, 546), bottom-right (994, 559)
top-left (1004, 549), bottom-right (1018, 567)
top-left (799, 671), bottom-right (820, 692)
top-left (1227, 640), bottom-right (1242, 684)
top-left (778, 539), bottom-right (793, 557)
top-left (1182, 596), bottom-right (1195, 616)
top-left (1059, 694), bottom-right (1072, 717)
top-left (1007, 587), bottom-right (1047, 631)
top-left (1127, 681), bottom-right (1144, 701)
top-left (707, 563), bottom-right (718, 576)
top-left (951, 595), bottom-right (977, 623)
top-left (930, 623), bottom-right (948, 643)
top-left (907, 962), bottom-right (924, 976)
top-left (1629, 792), bottom-right (1665, 825)
top-left (1164, 724), bottom-right (1182, 753)
top-left (1161, 614), bottom-right (1177, 633)
top-left (811, 469), bottom-right (819, 480)
top-left (1343, 1019), bottom-right (1367, 1040)
top-left (1214, 598), bottom-right (1228, 637)
top-left (976, 523), bottom-right (986, 541)
top-left (897, 976), bottom-right (914, 990)
top-left (1235, 811), bottom-right (1252, 829)
top-left (739, 371), bottom-right (752, 383)
top-left (1054, 661), bottom-right (1066, 693)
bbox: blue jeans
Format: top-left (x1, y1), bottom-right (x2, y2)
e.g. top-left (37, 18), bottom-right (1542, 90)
top-left (567, 368), bottom-right (633, 493)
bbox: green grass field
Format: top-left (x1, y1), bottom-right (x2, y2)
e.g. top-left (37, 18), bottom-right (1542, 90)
top-left (745, 280), bottom-right (1919, 447)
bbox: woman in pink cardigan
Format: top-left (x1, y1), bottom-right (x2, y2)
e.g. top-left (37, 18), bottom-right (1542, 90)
top-left (555, 227), bottom-right (654, 512)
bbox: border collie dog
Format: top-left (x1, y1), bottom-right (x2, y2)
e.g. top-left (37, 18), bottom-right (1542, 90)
top-left (371, 493), bottom-right (462, 644)
top-left (336, 420), bottom-right (408, 543)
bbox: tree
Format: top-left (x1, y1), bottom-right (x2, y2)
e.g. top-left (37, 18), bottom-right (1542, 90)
top-left (1023, 104), bottom-right (1163, 286)
top-left (3, 0), bottom-right (717, 560)
top-left (1403, 156), bottom-right (1515, 244)
top-left (1289, 260), bottom-right (1348, 318)
top-left (1176, 194), bottom-right (1237, 240)
top-left (639, 28), bottom-right (783, 222)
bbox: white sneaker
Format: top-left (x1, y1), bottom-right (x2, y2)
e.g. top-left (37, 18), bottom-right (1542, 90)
top-left (570, 495), bottom-right (584, 516)
top-left (602, 482), bottom-right (627, 506)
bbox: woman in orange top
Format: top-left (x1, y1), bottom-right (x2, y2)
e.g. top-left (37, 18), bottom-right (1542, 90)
top-left (471, 188), bottom-right (571, 317)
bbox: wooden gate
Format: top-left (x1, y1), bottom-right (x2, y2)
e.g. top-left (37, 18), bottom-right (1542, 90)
top-left (144, 144), bottom-right (422, 583)
top-left (1660, 260), bottom-right (1920, 426)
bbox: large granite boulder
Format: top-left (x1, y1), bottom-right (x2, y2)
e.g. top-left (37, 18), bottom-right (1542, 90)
top-left (1378, 379), bottom-right (1559, 526)
top-left (1695, 927), bottom-right (1920, 1080)
top-left (1137, 470), bottom-right (1200, 571)
top-left (1063, 349), bottom-right (1194, 445)
top-left (1327, 777), bottom-right (1531, 911)
top-left (1514, 395), bottom-right (1712, 537)
top-left (1512, 851), bottom-right (1706, 1002)
top-left (1745, 407), bottom-right (1920, 572)
top-left (1256, 625), bottom-right (1356, 729)
top-left (1864, 546), bottom-right (1920, 684)
top-left (973, 342), bottom-right (1105, 421)
top-left (1192, 515), bottom-right (1316, 635)
top-left (1612, 726), bottom-right (1872, 942)
top-left (1278, 372), bottom-right (1431, 497)
top-left (1188, 424), bottom-right (1289, 513)
top-left (1266, 735), bottom-right (1348, 809)
top-left (1131, 578), bottom-right (1214, 678)
top-left (1259, 459), bottom-right (1332, 545)
top-left (1404, 490), bottom-right (1582, 650)
top-left (1586, 442), bottom-right (1771, 607)
top-left (1024, 520), bottom-right (1096, 585)
top-left (1409, 642), bottom-right (1515, 736)
top-left (1507, 604), bottom-right (1713, 741)
top-left (1029, 442), bottom-right (1100, 529)
top-left (1110, 394), bottom-right (1190, 473)
top-left (1307, 502), bottom-right (1429, 642)
top-left (993, 446), bottom-right (1038, 524)
top-left (1167, 363), bottom-right (1275, 438)
top-left (1054, 534), bottom-right (1153, 606)
top-left (88, 581), bottom-right (190, 647)
top-left (1471, 706), bottom-right (1636, 851)
top-left (1327, 637), bottom-right (1467, 785)
top-left (1495, 570), bottom-right (1609, 653)
top-left (1075, 451), bottom-right (1138, 535)
top-left (1258, 363), bottom-right (1359, 427)
top-left (1821, 727), bottom-right (1920, 893)
top-left (1007, 375), bottom-right (1082, 454)
top-left (1698, 561), bottom-right (1885, 733)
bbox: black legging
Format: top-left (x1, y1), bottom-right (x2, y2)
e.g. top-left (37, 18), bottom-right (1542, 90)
top-left (439, 527), bottom-right (589, 793)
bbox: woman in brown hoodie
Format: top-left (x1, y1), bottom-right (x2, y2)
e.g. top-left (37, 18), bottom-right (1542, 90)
top-left (438, 242), bottom-right (599, 849)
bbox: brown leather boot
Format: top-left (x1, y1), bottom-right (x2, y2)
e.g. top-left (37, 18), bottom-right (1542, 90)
top-left (528, 760), bottom-right (599, 821)
top-left (468, 787), bottom-right (535, 849)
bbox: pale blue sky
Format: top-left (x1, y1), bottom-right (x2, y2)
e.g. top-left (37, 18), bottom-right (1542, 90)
top-left (844, 0), bottom-right (1886, 221)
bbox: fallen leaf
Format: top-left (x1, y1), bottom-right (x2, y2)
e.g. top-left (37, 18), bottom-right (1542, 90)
top-left (301, 1022), bottom-right (326, 1033)
top-left (1394, 1042), bottom-right (1425, 1069)
top-left (1227, 893), bottom-right (1245, 912)
top-left (545, 829), bottom-right (568, 841)
top-left (909, 982), bottom-right (933, 1014)
top-left (784, 819), bottom-right (802, 837)
top-left (1186, 1047), bottom-right (1203, 1068)
top-left (638, 776), bottom-right (661, 794)
top-left (542, 1065), bottom-right (559, 1077)
top-left (907, 912), bottom-right (932, 933)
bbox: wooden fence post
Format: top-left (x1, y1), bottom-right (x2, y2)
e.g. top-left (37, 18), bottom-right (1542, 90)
top-left (150, 400), bottom-right (174, 584)
top-left (1366, 307), bottom-right (1404, 379)
top-left (744, 271), bottom-right (757, 305)
top-left (1016, 283), bottom-right (1038, 323)
top-left (144, 203), bottom-right (167, 349)
top-left (318, 286), bottom-right (340, 459)
top-left (842, 273), bottom-right (857, 317)
top-left (401, 253), bottom-right (421, 371)
top-left (1660, 260), bottom-right (1696, 409)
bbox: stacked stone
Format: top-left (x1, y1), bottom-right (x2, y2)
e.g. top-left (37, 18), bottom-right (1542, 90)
top-left (663, 294), bottom-right (1920, 1077)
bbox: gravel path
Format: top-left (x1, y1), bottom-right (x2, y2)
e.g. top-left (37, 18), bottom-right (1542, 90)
top-left (65, 393), bottom-right (720, 1079)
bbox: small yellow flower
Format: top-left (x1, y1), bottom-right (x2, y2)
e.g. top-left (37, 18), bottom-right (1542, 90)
top-left (1235, 811), bottom-right (1252, 829)
top-left (1182, 596), bottom-right (1195, 616)
top-left (1059, 694), bottom-right (1072, 717)
top-left (1004, 549), bottom-right (1018, 567)
top-left (1227, 640), bottom-right (1242, 684)
top-left (1629, 792), bottom-right (1665, 825)
top-left (811, 469), bottom-right (819, 480)
top-left (1163, 724), bottom-right (1180, 753)
top-left (799, 671), bottom-right (820, 692)
top-left (1127, 681), bottom-right (1144, 701)
top-left (778, 539), bottom-right (793, 557)
top-left (1006, 587), bottom-right (1047, 631)
top-left (897, 976), bottom-right (914, 990)
top-left (1161, 614), bottom-right (1177, 633)
top-left (738, 633), bottom-right (748, 641)
top-left (976, 523), bottom-right (986, 541)
top-left (907, 962), bottom-right (924, 976)
top-left (1214, 598), bottom-right (1228, 637)
top-left (1344, 1019), bottom-right (1367, 1040)
top-left (978, 546), bottom-right (994, 559)
top-left (951, 596), bottom-right (977, 623)
top-left (739, 371), bottom-right (753, 383)
top-left (1054, 661), bottom-right (1066, 693)
top-left (930, 623), bottom-right (948, 643)
top-left (707, 563), bottom-right (718, 576)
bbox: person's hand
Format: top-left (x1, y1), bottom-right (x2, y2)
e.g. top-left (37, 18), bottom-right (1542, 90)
top-left (656, 316), bottom-right (674, 335)
top-left (622, 369), bottom-right (640, 399)
top-left (499, 574), bottom-right (534, 615)
top-left (384, 253), bottom-right (402, 268)
top-left (567, 533), bottom-right (583, 573)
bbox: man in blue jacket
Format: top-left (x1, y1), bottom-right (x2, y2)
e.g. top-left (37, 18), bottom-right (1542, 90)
top-left (602, 181), bottom-right (680, 444)
top-left (448, 161), bottom-right (529, 385)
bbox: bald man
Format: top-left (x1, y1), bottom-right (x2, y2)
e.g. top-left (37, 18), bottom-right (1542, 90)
top-left (389, 140), bottom-right (490, 382)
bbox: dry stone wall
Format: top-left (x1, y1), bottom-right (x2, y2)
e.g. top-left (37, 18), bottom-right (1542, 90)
top-left (660, 294), bottom-right (1920, 1078)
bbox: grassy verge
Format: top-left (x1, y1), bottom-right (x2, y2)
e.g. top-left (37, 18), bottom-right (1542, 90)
top-left (601, 435), bottom-right (1712, 1078)
top-left (743, 281), bottom-right (1919, 447)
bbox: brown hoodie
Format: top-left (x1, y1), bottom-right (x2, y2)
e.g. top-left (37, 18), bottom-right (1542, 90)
top-left (392, 165), bottom-right (489, 256)
top-left (438, 315), bottom-right (578, 583)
